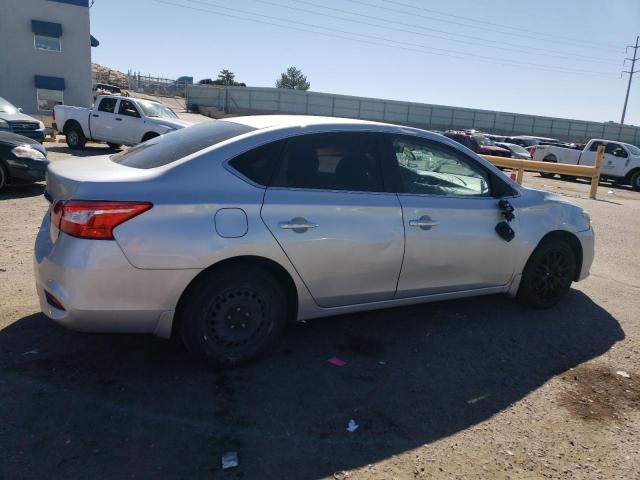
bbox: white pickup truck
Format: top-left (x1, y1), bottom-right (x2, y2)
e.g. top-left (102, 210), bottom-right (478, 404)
top-left (533, 138), bottom-right (640, 190)
top-left (53, 95), bottom-right (192, 150)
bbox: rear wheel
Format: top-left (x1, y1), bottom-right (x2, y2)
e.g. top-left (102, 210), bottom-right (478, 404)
top-left (630, 170), bottom-right (640, 192)
top-left (560, 175), bottom-right (576, 181)
top-left (65, 124), bottom-right (86, 149)
top-left (539, 155), bottom-right (557, 179)
top-left (517, 239), bottom-right (576, 309)
top-left (179, 265), bottom-right (288, 366)
top-left (107, 142), bottom-right (121, 150)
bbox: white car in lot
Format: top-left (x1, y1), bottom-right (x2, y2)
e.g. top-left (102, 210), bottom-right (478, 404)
top-left (53, 95), bottom-right (192, 150)
top-left (533, 139), bottom-right (640, 190)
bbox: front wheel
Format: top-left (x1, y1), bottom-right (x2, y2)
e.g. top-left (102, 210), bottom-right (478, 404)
top-left (630, 170), bottom-right (640, 192)
top-left (0, 163), bottom-right (8, 192)
top-left (179, 265), bottom-right (288, 366)
top-left (141, 132), bottom-right (159, 143)
top-left (517, 239), bottom-right (576, 309)
top-left (539, 155), bottom-right (557, 179)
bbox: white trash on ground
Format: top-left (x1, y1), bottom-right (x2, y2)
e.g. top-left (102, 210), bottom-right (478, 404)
top-left (347, 419), bottom-right (359, 432)
top-left (221, 451), bottom-right (239, 470)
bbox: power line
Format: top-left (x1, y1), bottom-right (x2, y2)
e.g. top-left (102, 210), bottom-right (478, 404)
top-left (161, 0), bottom-right (614, 77)
top-left (260, 0), bottom-right (618, 65)
top-left (621, 35), bottom-right (639, 124)
top-left (344, 0), bottom-right (622, 51)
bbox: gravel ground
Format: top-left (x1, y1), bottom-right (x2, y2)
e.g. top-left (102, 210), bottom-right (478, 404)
top-left (0, 144), bottom-right (639, 479)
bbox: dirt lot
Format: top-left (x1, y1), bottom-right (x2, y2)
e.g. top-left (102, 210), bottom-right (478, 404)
top-left (1, 144), bottom-right (639, 479)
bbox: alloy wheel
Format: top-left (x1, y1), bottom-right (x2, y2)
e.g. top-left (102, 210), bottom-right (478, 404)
top-left (531, 249), bottom-right (570, 302)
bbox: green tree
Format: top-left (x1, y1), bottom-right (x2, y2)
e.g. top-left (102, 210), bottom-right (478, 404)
top-left (217, 69), bottom-right (236, 86)
top-left (275, 66), bottom-right (310, 90)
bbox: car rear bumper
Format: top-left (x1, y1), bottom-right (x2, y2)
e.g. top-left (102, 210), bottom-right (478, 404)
top-left (34, 212), bottom-right (199, 338)
top-left (575, 227), bottom-right (594, 281)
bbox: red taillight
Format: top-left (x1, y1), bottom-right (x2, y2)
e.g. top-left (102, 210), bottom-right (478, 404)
top-left (52, 200), bottom-right (152, 240)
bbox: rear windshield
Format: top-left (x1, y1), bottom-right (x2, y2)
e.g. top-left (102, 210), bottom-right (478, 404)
top-left (111, 121), bottom-right (256, 169)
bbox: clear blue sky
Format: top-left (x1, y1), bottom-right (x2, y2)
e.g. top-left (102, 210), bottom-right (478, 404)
top-left (90, 0), bottom-right (640, 125)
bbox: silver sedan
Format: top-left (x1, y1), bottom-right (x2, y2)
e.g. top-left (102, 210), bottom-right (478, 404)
top-left (35, 116), bottom-right (594, 365)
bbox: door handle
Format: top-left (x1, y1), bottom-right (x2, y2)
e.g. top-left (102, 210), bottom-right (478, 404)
top-left (92, 114), bottom-right (99, 117)
top-left (115, 118), bottom-right (122, 121)
top-left (409, 215), bottom-right (439, 230)
top-left (279, 217), bottom-right (318, 233)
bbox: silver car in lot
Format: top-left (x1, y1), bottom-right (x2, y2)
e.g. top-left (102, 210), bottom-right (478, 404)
top-left (35, 116), bottom-right (594, 365)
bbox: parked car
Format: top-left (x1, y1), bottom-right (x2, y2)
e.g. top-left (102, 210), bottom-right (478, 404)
top-left (504, 136), bottom-right (562, 148)
top-left (0, 96), bottom-right (46, 142)
top-left (533, 139), bottom-right (640, 189)
top-left (0, 131), bottom-right (48, 192)
top-left (443, 130), bottom-right (511, 157)
top-left (496, 142), bottom-right (532, 160)
top-left (53, 95), bottom-right (191, 150)
top-left (36, 116), bottom-right (594, 365)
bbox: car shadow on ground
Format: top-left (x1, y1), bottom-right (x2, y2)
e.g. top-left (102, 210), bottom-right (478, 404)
top-left (0, 183), bottom-right (45, 200)
top-left (0, 290), bottom-right (623, 479)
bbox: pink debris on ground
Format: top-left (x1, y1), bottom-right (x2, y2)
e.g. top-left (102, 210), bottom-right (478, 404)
top-left (327, 357), bottom-right (347, 367)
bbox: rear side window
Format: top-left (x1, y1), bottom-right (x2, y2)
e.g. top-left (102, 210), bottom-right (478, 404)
top-left (228, 141), bottom-right (284, 186)
top-left (111, 121), bottom-right (256, 169)
top-left (97, 98), bottom-right (117, 113)
top-left (271, 132), bottom-right (384, 192)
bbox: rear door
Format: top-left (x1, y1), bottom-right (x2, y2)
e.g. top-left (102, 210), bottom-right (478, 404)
top-left (260, 132), bottom-right (405, 308)
top-left (115, 99), bottom-right (144, 145)
top-left (91, 97), bottom-right (120, 142)
top-left (382, 134), bottom-right (518, 298)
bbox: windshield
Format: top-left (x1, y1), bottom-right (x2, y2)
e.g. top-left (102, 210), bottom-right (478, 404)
top-left (111, 120), bottom-right (256, 169)
top-left (627, 144), bottom-right (640, 156)
top-left (0, 97), bottom-right (18, 114)
top-left (136, 100), bottom-right (178, 119)
top-left (478, 136), bottom-right (496, 146)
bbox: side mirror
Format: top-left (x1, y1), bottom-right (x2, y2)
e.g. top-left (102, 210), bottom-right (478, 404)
top-left (18, 107), bottom-right (23, 112)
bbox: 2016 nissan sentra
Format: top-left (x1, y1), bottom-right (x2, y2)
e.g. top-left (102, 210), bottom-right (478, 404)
top-left (34, 116), bottom-right (594, 365)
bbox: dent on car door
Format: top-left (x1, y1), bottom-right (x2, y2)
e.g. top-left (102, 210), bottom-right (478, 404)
top-left (260, 132), bottom-right (405, 308)
top-left (383, 135), bottom-right (519, 298)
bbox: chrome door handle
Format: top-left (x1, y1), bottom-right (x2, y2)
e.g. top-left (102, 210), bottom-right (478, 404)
top-left (409, 215), bottom-right (439, 230)
top-left (279, 217), bottom-right (318, 233)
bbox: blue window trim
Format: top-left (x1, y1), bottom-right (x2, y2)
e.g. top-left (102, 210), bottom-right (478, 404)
top-left (48, 0), bottom-right (89, 7)
top-left (35, 75), bottom-right (66, 91)
top-left (32, 20), bottom-right (63, 37)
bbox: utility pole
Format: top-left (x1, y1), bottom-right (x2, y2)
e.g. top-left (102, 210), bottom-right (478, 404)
top-left (621, 35), bottom-right (639, 124)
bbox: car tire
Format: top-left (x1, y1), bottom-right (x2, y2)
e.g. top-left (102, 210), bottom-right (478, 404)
top-left (0, 163), bottom-right (8, 192)
top-left (107, 142), bottom-right (121, 150)
top-left (539, 155), bottom-right (557, 179)
top-left (560, 175), bottom-right (576, 181)
top-left (517, 239), bottom-right (576, 309)
top-left (65, 124), bottom-right (86, 149)
top-left (630, 170), bottom-right (640, 192)
top-left (179, 265), bottom-right (288, 366)
top-left (141, 132), bottom-right (159, 143)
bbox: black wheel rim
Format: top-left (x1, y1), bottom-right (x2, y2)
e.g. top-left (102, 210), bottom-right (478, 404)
top-left (532, 249), bottom-right (570, 301)
top-left (205, 288), bottom-right (269, 348)
top-left (68, 131), bottom-right (78, 146)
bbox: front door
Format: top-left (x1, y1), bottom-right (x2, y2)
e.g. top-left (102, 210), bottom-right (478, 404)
top-left (115, 99), bottom-right (144, 145)
top-left (383, 134), bottom-right (518, 298)
top-left (603, 142), bottom-right (630, 178)
top-left (261, 132), bottom-right (404, 308)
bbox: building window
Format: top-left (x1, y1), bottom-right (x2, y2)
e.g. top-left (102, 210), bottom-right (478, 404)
top-left (34, 34), bottom-right (62, 52)
top-left (37, 89), bottom-right (64, 111)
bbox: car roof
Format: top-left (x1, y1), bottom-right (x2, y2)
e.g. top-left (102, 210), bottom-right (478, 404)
top-left (223, 115), bottom-right (394, 130)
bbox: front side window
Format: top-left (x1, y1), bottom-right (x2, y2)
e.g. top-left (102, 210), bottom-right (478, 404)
top-left (34, 34), bottom-right (61, 52)
top-left (391, 136), bottom-right (491, 197)
top-left (605, 143), bottom-right (628, 158)
top-left (271, 133), bottom-right (384, 192)
top-left (36, 88), bottom-right (63, 111)
top-left (118, 100), bottom-right (140, 118)
top-left (98, 97), bottom-right (117, 113)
